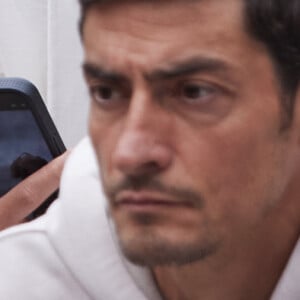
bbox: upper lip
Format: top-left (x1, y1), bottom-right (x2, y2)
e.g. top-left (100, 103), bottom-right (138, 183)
top-left (114, 190), bottom-right (184, 206)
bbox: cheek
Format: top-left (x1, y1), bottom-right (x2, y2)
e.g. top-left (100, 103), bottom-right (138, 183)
top-left (179, 124), bottom-right (285, 225)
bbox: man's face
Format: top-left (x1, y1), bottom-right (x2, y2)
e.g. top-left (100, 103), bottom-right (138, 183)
top-left (84, 0), bottom-right (300, 266)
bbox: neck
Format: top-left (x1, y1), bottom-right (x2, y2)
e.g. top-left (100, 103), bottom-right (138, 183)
top-left (152, 200), bottom-right (300, 300)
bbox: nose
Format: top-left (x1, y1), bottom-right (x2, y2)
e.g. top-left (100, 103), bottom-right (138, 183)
top-left (112, 92), bottom-right (173, 177)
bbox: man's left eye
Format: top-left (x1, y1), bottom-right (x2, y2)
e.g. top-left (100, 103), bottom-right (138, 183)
top-left (180, 83), bottom-right (215, 102)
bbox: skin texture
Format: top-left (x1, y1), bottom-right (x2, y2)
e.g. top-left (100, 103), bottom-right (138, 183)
top-left (84, 0), bottom-right (300, 299)
top-left (0, 152), bottom-right (68, 230)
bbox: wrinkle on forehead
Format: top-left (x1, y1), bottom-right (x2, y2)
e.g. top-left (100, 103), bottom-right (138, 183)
top-left (86, 0), bottom-right (245, 43)
top-left (83, 0), bottom-right (266, 80)
top-left (93, 0), bottom-right (202, 25)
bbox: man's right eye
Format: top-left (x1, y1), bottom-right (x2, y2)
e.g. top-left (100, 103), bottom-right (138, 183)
top-left (90, 84), bottom-right (122, 105)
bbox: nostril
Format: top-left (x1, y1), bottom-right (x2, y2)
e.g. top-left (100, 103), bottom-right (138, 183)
top-left (137, 161), bottom-right (162, 175)
top-left (114, 145), bottom-right (172, 177)
top-left (118, 159), bottom-right (162, 177)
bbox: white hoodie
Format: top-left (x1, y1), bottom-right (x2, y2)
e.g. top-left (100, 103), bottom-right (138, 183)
top-left (0, 137), bottom-right (161, 300)
top-left (0, 137), bottom-right (299, 300)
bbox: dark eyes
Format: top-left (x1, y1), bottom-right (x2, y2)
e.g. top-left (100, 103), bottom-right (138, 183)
top-left (89, 81), bottom-right (217, 108)
top-left (90, 85), bottom-right (122, 103)
top-left (178, 83), bottom-right (216, 103)
top-left (95, 86), bottom-right (113, 100)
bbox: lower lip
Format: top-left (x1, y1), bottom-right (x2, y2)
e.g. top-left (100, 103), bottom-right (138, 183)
top-left (117, 201), bottom-right (184, 213)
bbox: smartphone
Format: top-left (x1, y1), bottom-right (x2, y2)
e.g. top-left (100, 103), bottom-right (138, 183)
top-left (0, 77), bottom-right (66, 220)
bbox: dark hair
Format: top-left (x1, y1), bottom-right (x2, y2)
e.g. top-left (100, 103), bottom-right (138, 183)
top-left (245, 0), bottom-right (300, 128)
top-left (78, 0), bottom-right (300, 127)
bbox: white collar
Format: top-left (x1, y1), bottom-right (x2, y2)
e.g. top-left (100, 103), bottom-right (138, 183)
top-left (49, 136), bottom-right (300, 300)
top-left (46, 137), bottom-right (161, 300)
top-left (271, 238), bottom-right (300, 299)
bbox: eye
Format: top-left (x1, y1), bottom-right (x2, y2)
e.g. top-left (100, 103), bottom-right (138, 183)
top-left (179, 82), bottom-right (216, 104)
top-left (89, 84), bottom-right (125, 106)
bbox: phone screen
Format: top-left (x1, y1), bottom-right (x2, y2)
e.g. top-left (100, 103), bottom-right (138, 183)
top-left (0, 109), bottom-right (54, 196)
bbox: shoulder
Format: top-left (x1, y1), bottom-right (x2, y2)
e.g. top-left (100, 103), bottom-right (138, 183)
top-left (0, 138), bottom-right (99, 299)
top-left (0, 201), bottom-right (90, 300)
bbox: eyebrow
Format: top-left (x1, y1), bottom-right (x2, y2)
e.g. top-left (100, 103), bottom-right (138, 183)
top-left (82, 63), bottom-right (129, 84)
top-left (82, 56), bottom-right (232, 84)
top-left (146, 57), bottom-right (231, 82)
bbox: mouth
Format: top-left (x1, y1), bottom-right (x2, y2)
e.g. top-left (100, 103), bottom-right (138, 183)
top-left (114, 190), bottom-right (190, 212)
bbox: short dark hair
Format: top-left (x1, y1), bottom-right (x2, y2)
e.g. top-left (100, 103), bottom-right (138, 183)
top-left (78, 0), bottom-right (300, 128)
top-left (245, 0), bottom-right (300, 128)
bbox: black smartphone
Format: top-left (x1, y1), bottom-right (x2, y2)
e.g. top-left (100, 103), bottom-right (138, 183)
top-left (0, 77), bottom-right (66, 220)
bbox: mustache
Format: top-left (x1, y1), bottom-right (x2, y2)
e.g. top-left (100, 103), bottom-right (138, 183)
top-left (105, 175), bottom-right (204, 209)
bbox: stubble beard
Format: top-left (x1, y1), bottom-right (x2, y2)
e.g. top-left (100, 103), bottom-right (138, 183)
top-left (109, 207), bottom-right (220, 267)
top-left (104, 175), bottom-right (219, 267)
top-left (117, 228), bottom-right (219, 267)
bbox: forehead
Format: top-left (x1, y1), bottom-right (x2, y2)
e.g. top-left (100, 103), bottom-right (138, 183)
top-left (82, 0), bottom-right (266, 74)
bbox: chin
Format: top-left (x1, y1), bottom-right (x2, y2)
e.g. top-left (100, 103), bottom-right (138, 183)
top-left (116, 226), bottom-right (220, 267)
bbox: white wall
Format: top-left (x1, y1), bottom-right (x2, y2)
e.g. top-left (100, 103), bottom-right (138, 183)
top-left (0, 0), bottom-right (88, 147)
